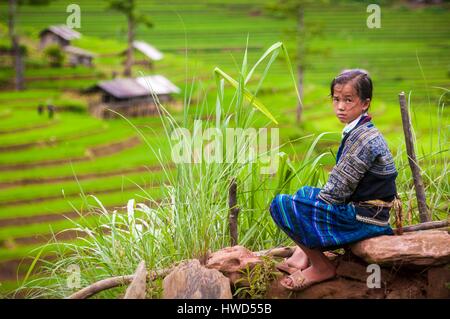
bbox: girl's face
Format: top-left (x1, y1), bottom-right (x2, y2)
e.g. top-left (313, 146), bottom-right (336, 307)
top-left (332, 82), bottom-right (370, 124)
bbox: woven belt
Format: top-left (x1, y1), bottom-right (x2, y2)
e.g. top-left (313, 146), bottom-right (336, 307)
top-left (355, 214), bottom-right (390, 227)
top-left (353, 197), bottom-right (403, 233)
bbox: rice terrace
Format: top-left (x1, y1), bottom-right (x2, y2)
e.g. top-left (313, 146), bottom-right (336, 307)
top-left (0, 0), bottom-right (449, 301)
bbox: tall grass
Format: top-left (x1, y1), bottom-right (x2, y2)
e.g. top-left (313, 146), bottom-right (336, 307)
top-left (393, 89), bottom-right (449, 225)
top-left (15, 42), bottom-right (331, 298)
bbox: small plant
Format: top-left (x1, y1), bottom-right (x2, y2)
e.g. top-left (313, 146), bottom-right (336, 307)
top-left (146, 278), bottom-right (164, 299)
top-left (233, 256), bottom-right (278, 299)
top-left (44, 45), bottom-right (64, 68)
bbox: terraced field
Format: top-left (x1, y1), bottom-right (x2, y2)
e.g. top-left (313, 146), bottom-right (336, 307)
top-left (0, 1), bottom-right (448, 296)
top-left (0, 101), bottom-right (173, 290)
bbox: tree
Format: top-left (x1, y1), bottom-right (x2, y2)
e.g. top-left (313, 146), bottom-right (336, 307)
top-left (7, 0), bottom-right (51, 91)
top-left (265, 0), bottom-right (328, 123)
top-left (8, 0), bottom-right (24, 91)
top-left (107, 0), bottom-right (153, 77)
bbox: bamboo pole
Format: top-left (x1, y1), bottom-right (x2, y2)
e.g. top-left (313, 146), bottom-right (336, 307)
top-left (398, 92), bottom-right (430, 222)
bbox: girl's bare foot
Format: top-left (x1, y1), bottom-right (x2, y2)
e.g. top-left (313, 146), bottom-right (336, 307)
top-left (280, 262), bottom-right (336, 291)
top-left (285, 246), bottom-right (309, 270)
top-left (276, 246), bottom-right (309, 275)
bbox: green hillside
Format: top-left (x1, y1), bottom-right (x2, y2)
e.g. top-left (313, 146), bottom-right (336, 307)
top-left (0, 0), bottom-right (448, 297)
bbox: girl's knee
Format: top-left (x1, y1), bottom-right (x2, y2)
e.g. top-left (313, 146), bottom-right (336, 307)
top-left (269, 194), bottom-right (291, 231)
top-left (295, 186), bottom-right (320, 199)
top-left (269, 194), bottom-right (288, 224)
top-left (269, 195), bottom-right (280, 217)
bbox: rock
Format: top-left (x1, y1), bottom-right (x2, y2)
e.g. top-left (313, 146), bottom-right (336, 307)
top-left (350, 230), bottom-right (450, 267)
top-left (427, 265), bottom-right (450, 299)
top-left (385, 276), bottom-right (426, 299)
top-left (336, 259), bottom-right (392, 285)
top-left (256, 246), bottom-right (296, 258)
top-left (205, 245), bottom-right (262, 285)
top-left (163, 259), bottom-right (232, 299)
top-left (124, 261), bottom-right (147, 299)
top-left (266, 274), bottom-right (384, 299)
top-left (336, 259), bottom-right (369, 282)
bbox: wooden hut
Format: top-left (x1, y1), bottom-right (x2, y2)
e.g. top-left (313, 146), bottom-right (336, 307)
top-left (64, 46), bottom-right (95, 67)
top-left (122, 41), bottom-right (163, 68)
top-left (88, 75), bottom-right (180, 118)
top-left (39, 25), bottom-right (81, 50)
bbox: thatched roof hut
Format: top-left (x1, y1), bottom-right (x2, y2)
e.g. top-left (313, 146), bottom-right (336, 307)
top-left (39, 25), bottom-right (81, 50)
top-left (88, 75), bottom-right (180, 118)
top-left (63, 46), bottom-right (95, 67)
top-left (121, 41), bottom-right (164, 68)
top-left (132, 41), bottom-right (163, 61)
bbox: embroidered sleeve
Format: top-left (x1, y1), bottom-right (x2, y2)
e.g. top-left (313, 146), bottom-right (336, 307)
top-left (318, 130), bottom-right (385, 205)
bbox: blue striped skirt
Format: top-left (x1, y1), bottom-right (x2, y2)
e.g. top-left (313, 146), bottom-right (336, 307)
top-left (269, 186), bottom-right (393, 250)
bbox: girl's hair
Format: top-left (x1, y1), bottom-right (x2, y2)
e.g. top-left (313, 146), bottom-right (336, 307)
top-left (330, 69), bottom-right (373, 101)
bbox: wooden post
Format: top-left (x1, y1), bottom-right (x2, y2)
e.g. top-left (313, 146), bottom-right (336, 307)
top-left (398, 92), bottom-right (430, 222)
top-left (228, 178), bottom-right (240, 246)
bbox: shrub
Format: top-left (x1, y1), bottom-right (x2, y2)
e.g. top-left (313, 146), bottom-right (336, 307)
top-left (44, 45), bottom-right (64, 68)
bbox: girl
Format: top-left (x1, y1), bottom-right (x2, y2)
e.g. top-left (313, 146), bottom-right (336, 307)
top-left (269, 69), bottom-right (398, 291)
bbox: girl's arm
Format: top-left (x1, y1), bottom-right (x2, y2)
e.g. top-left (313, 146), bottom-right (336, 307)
top-left (317, 129), bottom-right (388, 205)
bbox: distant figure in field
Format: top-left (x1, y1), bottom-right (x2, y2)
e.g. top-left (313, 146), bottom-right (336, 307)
top-left (269, 69), bottom-right (400, 291)
top-left (47, 104), bottom-right (55, 119)
top-left (37, 104), bottom-right (44, 115)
